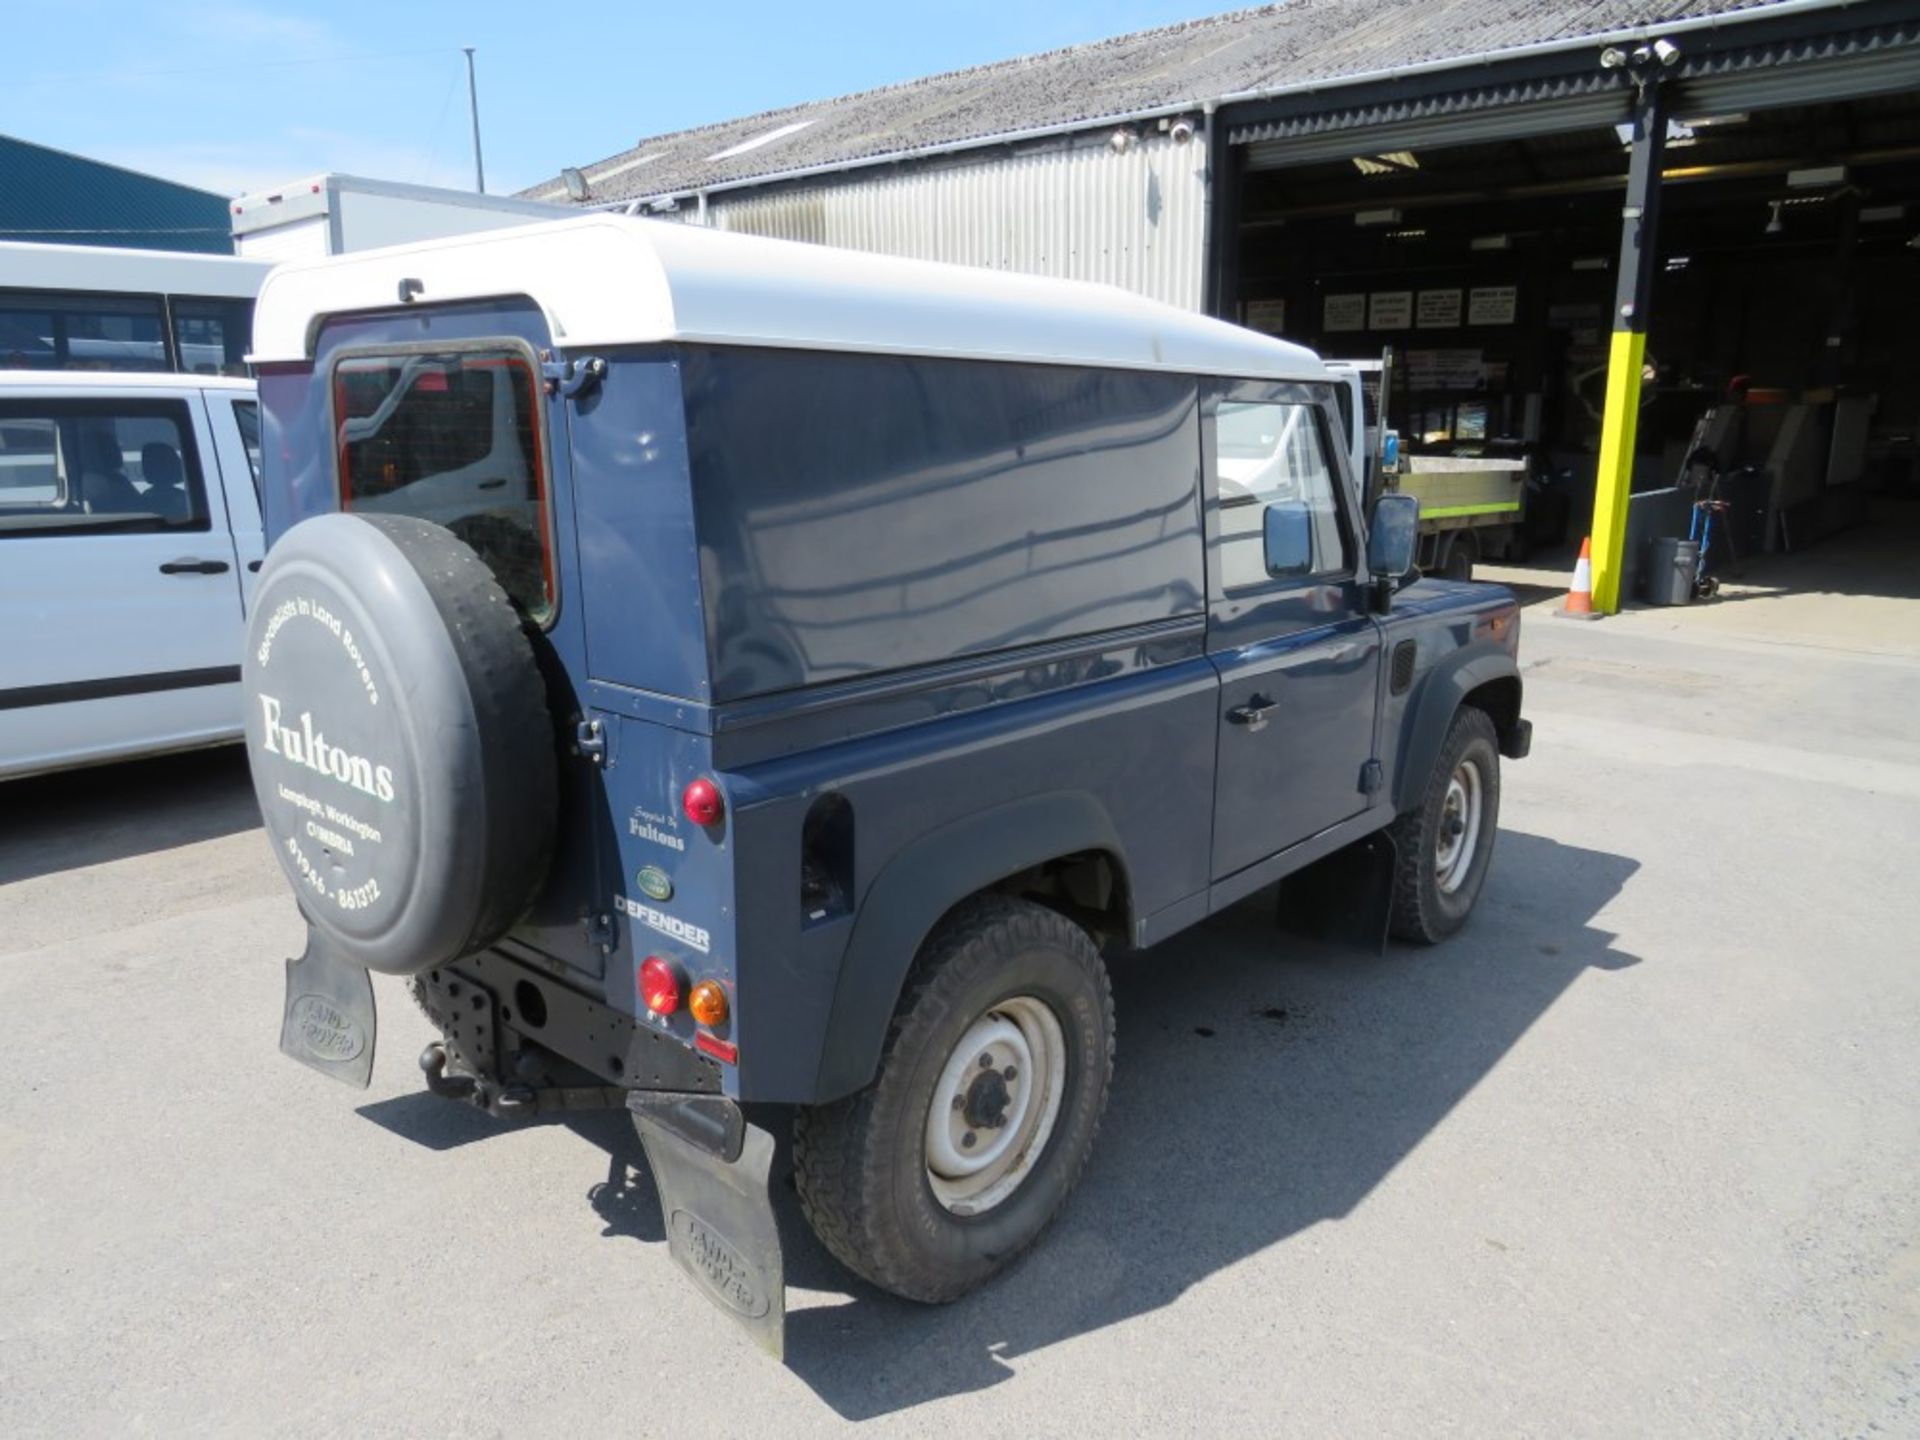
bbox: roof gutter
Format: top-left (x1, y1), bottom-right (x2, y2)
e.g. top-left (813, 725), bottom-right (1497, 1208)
top-left (600, 0), bottom-right (1857, 208)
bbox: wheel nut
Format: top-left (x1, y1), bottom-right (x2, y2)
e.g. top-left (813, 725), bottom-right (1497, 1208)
top-left (951, 1094), bottom-right (965, 1111)
top-left (962, 1131), bottom-right (977, 1149)
top-left (978, 1053), bottom-right (994, 1069)
top-left (1003, 1065), bottom-right (1018, 1082)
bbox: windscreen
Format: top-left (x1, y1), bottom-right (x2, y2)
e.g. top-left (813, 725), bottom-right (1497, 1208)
top-left (333, 348), bottom-right (553, 622)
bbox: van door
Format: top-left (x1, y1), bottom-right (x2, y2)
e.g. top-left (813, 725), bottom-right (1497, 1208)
top-left (1204, 381), bottom-right (1381, 881)
top-left (0, 387), bottom-right (246, 776)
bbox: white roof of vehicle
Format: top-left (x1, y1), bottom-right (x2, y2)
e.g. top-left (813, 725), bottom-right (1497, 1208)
top-left (0, 240), bottom-right (269, 297)
top-left (249, 214), bottom-right (1325, 381)
top-left (0, 369), bottom-right (255, 393)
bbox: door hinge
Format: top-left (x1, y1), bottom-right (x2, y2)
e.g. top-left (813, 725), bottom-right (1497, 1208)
top-left (573, 718), bottom-right (607, 765)
top-left (1360, 759), bottom-right (1384, 795)
top-left (584, 912), bottom-right (615, 954)
top-left (542, 354), bottom-right (606, 399)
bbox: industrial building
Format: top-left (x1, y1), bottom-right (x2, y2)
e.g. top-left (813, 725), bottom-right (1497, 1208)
top-left (525, 0), bottom-right (1920, 613)
top-left (0, 133), bottom-right (234, 255)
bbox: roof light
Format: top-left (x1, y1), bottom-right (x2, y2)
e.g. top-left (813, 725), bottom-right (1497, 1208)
top-left (640, 955), bottom-right (683, 1015)
top-left (681, 777), bottom-right (724, 827)
top-left (561, 167), bottom-right (590, 202)
top-left (705, 120), bottom-right (814, 162)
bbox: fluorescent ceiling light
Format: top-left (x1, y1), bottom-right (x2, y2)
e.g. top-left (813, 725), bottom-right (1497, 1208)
top-left (1572, 257), bottom-right (1609, 271)
top-left (1470, 234), bottom-right (1510, 251)
top-left (1355, 208), bottom-right (1403, 226)
top-left (1861, 204), bottom-right (1907, 223)
top-left (706, 120), bottom-right (815, 162)
top-left (1386, 228), bottom-right (1427, 240)
top-left (1352, 151), bottom-right (1420, 176)
top-left (1787, 165), bottom-right (1848, 189)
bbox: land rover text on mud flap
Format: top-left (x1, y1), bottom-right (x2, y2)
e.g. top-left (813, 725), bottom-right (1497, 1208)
top-left (242, 217), bottom-right (1531, 1356)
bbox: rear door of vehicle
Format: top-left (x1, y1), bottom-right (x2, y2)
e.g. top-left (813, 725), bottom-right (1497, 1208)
top-left (1203, 379), bottom-right (1382, 880)
top-left (0, 384), bottom-right (247, 775)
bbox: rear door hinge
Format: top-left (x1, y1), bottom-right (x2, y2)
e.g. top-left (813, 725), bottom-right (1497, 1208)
top-left (1360, 759), bottom-right (1384, 795)
top-left (584, 912), bottom-right (615, 953)
top-left (573, 718), bottom-right (607, 765)
top-left (542, 354), bottom-right (606, 399)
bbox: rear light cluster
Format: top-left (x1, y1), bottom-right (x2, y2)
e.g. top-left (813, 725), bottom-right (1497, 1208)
top-left (639, 956), bottom-right (736, 1064)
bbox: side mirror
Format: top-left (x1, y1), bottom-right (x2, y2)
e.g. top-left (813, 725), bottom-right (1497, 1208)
top-left (1366, 492), bottom-right (1420, 608)
top-left (1263, 501), bottom-right (1314, 578)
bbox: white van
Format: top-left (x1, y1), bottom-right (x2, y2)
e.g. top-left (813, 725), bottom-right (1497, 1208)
top-left (0, 371), bottom-right (263, 778)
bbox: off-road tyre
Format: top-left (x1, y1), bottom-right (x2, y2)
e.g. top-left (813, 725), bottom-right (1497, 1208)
top-left (792, 895), bottom-right (1115, 1303)
top-left (1387, 705), bottom-right (1501, 944)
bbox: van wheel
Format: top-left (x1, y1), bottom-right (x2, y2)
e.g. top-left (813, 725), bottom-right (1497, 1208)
top-left (792, 896), bottom-right (1114, 1302)
top-left (1387, 706), bottom-right (1501, 944)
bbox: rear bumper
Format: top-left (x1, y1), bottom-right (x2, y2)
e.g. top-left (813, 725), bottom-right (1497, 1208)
top-left (1501, 717), bottom-right (1533, 760)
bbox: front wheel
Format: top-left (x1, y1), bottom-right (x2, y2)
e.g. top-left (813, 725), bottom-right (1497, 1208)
top-left (1387, 706), bottom-right (1501, 943)
top-left (793, 896), bottom-right (1114, 1302)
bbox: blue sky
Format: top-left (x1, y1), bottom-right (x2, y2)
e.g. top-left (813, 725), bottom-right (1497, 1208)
top-left (3, 1), bottom-right (1233, 198)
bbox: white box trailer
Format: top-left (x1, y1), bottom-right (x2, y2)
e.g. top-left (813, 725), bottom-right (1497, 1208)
top-left (230, 174), bottom-right (567, 262)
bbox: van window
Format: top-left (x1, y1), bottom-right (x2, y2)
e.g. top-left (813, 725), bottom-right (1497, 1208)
top-left (333, 349), bottom-right (553, 622)
top-left (0, 290), bottom-right (168, 371)
top-left (173, 297), bottom-right (253, 377)
top-left (681, 347), bottom-right (1203, 700)
top-left (0, 400), bottom-right (207, 536)
top-left (1212, 400), bottom-right (1351, 592)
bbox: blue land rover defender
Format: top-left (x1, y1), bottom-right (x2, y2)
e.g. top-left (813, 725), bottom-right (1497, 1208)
top-left (243, 216), bottom-right (1530, 1353)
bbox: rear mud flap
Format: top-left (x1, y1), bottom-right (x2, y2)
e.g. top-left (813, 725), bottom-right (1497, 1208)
top-left (631, 1098), bottom-right (785, 1358)
top-left (1277, 831), bottom-right (1398, 955)
top-left (280, 934), bottom-right (377, 1089)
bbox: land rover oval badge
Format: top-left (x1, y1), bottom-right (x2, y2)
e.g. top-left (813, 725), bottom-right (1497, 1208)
top-left (636, 866), bottom-right (674, 902)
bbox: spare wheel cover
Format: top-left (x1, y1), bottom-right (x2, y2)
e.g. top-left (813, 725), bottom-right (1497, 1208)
top-left (243, 513), bottom-right (556, 975)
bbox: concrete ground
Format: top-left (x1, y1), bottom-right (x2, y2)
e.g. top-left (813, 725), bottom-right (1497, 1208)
top-left (3, 538), bottom-right (1917, 1436)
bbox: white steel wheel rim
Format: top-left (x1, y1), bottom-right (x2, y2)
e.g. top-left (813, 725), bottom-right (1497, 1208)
top-left (1435, 757), bottom-right (1484, 895)
top-left (925, 996), bottom-right (1067, 1218)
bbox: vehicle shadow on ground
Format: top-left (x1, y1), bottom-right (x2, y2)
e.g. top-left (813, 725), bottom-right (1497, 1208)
top-left (362, 827), bottom-right (1638, 1420)
top-left (0, 745), bottom-right (257, 885)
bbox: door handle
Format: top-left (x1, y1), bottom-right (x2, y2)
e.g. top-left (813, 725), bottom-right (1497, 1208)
top-left (158, 558), bottom-right (231, 575)
top-left (1227, 694), bottom-right (1280, 729)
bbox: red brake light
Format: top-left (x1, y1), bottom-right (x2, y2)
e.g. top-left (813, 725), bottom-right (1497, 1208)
top-left (639, 955), bottom-right (682, 1015)
top-left (682, 777), bottom-right (724, 827)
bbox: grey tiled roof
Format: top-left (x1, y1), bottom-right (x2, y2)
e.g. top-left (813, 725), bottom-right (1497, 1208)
top-left (521, 0), bottom-right (1805, 204)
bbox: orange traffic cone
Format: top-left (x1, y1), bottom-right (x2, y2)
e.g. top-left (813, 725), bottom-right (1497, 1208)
top-left (1558, 536), bottom-right (1601, 619)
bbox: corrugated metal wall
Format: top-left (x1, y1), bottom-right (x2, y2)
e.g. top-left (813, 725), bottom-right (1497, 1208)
top-left (700, 134), bottom-right (1208, 311)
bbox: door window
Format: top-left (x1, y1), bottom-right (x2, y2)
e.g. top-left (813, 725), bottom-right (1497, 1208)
top-left (0, 401), bottom-right (207, 535)
top-left (333, 348), bottom-right (553, 623)
top-left (231, 398), bottom-right (263, 501)
top-left (1211, 400), bottom-right (1351, 592)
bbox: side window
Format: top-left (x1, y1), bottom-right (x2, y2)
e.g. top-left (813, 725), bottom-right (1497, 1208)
top-left (1212, 399), bottom-right (1352, 592)
top-left (173, 297), bottom-right (254, 377)
top-left (231, 398), bottom-right (263, 501)
top-left (0, 400), bottom-right (208, 536)
top-left (0, 290), bottom-right (168, 371)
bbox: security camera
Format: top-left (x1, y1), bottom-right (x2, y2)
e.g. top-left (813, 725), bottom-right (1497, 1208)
top-left (1110, 127), bottom-right (1138, 153)
top-left (1599, 45), bottom-right (1628, 69)
top-left (1169, 118), bottom-right (1197, 145)
top-left (1652, 37), bottom-right (1681, 67)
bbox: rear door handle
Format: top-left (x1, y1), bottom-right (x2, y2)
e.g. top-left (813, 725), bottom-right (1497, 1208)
top-left (1227, 694), bottom-right (1280, 730)
top-left (158, 558), bottom-right (231, 575)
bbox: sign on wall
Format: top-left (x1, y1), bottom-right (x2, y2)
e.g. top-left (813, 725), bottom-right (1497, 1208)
top-left (1406, 348), bottom-right (1485, 391)
top-left (1468, 285), bottom-right (1518, 326)
top-left (1324, 293), bottom-right (1366, 332)
top-left (1416, 289), bottom-right (1463, 329)
top-left (1368, 290), bottom-right (1414, 330)
top-left (1242, 299), bottom-right (1288, 335)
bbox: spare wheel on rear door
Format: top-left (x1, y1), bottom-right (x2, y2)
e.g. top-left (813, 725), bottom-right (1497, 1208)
top-left (242, 513), bottom-right (557, 975)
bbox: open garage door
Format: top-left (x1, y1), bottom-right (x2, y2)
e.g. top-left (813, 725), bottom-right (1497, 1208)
top-left (1216, 10), bottom-right (1920, 615)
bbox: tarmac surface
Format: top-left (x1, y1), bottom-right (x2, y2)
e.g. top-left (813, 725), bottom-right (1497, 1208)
top-left (3, 558), bottom-right (1916, 1436)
